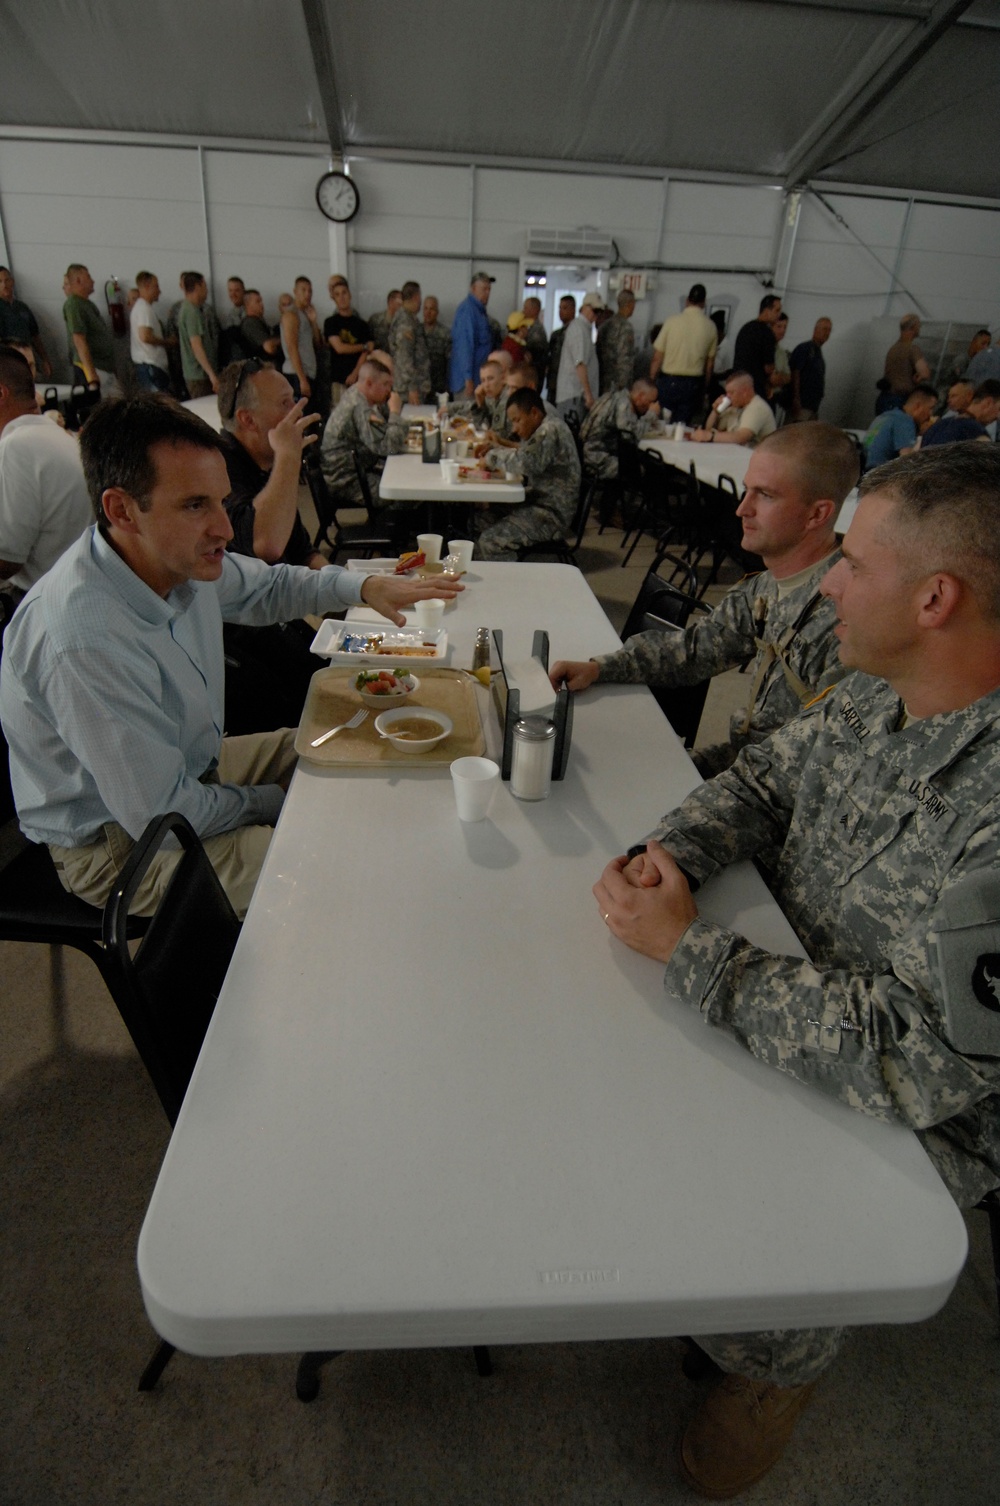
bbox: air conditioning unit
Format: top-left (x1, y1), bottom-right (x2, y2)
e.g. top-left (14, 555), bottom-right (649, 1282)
top-left (526, 227), bottom-right (614, 261)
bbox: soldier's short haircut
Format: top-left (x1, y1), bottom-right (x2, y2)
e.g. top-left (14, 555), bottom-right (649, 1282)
top-left (756, 423), bottom-right (859, 507)
top-left (401, 280), bottom-right (420, 301)
top-left (909, 383), bottom-right (938, 402)
top-left (0, 345), bottom-right (36, 403)
top-left (506, 365), bottom-right (539, 389)
top-left (228, 275), bottom-right (246, 289)
top-left (974, 380), bottom-right (1000, 401)
top-left (244, 288), bottom-right (261, 299)
top-left (79, 394), bottom-right (224, 527)
top-left (688, 283), bottom-right (706, 304)
top-left (617, 289), bottom-right (636, 311)
top-left (181, 271), bottom-right (204, 294)
top-left (861, 444), bottom-right (1000, 621)
top-left (388, 289), bottom-right (402, 301)
top-left (294, 275), bottom-right (312, 288)
top-left (360, 358), bottom-right (391, 381)
top-left (560, 295), bottom-right (576, 312)
top-left (630, 378), bottom-right (657, 398)
top-left (507, 389), bottom-right (545, 418)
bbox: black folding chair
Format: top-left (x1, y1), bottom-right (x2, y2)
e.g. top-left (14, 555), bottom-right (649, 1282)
top-left (303, 451), bottom-right (392, 562)
top-left (621, 449), bottom-right (689, 567)
top-left (619, 560), bottom-right (712, 747)
top-left (102, 811), bottom-right (242, 1391)
top-left (516, 473), bottom-right (598, 565)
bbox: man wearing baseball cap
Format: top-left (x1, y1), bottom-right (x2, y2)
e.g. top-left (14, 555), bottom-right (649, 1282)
top-left (449, 270), bottom-right (495, 398)
top-left (556, 291), bottom-right (605, 421)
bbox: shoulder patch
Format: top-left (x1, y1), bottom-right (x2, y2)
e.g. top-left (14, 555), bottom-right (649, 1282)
top-left (932, 869), bottom-right (1000, 1056)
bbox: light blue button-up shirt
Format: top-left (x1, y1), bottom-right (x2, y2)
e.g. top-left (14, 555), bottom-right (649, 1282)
top-left (0, 526), bottom-right (365, 847)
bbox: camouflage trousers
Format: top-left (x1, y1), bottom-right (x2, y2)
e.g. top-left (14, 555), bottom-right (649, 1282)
top-left (697, 1326), bottom-right (845, 1387)
top-left (475, 505), bottom-right (568, 562)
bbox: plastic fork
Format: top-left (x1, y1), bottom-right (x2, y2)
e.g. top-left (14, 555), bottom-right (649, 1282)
top-left (310, 708), bottom-right (369, 748)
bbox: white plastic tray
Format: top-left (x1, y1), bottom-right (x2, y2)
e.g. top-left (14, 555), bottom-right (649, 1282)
top-left (309, 620), bottom-right (449, 663)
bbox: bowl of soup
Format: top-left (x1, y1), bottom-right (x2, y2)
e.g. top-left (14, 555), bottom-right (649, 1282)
top-left (374, 706), bottom-right (453, 754)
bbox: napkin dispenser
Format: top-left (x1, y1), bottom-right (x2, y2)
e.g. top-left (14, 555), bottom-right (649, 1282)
top-left (421, 425), bottom-right (442, 464)
top-left (490, 628), bottom-right (573, 781)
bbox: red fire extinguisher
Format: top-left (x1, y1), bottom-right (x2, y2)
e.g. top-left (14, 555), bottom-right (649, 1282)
top-left (105, 276), bottom-right (127, 337)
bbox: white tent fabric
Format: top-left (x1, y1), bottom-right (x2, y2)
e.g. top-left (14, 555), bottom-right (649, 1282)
top-left (2, 0), bottom-right (999, 200)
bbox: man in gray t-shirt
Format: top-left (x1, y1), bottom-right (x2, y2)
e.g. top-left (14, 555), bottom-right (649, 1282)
top-left (556, 292), bottom-right (604, 420)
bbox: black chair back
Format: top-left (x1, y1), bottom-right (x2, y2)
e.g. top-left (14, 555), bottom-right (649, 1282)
top-left (102, 813), bottom-right (241, 1125)
top-left (303, 452), bottom-right (392, 560)
top-left (620, 562), bottom-right (711, 748)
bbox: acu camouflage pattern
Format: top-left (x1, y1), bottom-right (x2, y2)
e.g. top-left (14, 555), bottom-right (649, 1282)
top-left (596, 556), bottom-right (844, 773)
top-left (389, 307), bottom-right (431, 399)
top-left (319, 387), bottom-right (406, 501)
top-left (367, 310), bottom-right (392, 353)
top-left (597, 313), bottom-right (636, 394)
top-left (698, 1326), bottom-right (846, 1387)
top-left (478, 415), bottom-right (581, 561)
top-left (523, 319), bottom-right (549, 387)
top-left (580, 389), bottom-right (659, 479)
top-left (645, 672), bottom-right (1000, 1209)
top-left (423, 321), bottom-right (451, 395)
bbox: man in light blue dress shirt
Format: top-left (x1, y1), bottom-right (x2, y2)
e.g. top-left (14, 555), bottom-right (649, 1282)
top-left (0, 395), bottom-right (461, 917)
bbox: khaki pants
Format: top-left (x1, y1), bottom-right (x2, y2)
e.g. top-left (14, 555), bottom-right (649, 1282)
top-left (49, 729), bottom-right (297, 921)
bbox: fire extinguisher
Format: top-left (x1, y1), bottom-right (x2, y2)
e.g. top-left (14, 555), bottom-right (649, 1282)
top-left (105, 276), bottom-right (127, 337)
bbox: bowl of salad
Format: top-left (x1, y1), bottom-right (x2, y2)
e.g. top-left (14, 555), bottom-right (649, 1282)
top-left (354, 668), bottom-right (420, 709)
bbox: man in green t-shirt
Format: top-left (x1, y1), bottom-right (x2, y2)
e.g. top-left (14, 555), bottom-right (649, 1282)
top-left (62, 264), bottom-right (121, 397)
top-left (177, 271), bottom-right (220, 398)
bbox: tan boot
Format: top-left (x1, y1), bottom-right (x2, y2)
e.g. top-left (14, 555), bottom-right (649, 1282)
top-left (678, 1372), bottom-right (816, 1498)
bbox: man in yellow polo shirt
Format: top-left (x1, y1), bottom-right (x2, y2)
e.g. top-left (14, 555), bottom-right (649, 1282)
top-left (649, 282), bottom-right (718, 423)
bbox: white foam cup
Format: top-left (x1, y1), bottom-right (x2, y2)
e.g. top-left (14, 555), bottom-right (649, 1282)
top-left (414, 597), bottom-right (446, 629)
top-left (440, 459), bottom-right (460, 484)
top-left (416, 532), bottom-right (443, 564)
top-left (450, 757), bottom-right (500, 822)
top-left (448, 538), bottom-right (475, 572)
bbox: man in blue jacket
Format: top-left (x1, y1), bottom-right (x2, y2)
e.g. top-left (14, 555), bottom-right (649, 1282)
top-left (449, 271), bottom-right (495, 398)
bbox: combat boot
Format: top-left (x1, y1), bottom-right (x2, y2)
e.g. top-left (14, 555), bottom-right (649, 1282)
top-left (678, 1371), bottom-right (816, 1498)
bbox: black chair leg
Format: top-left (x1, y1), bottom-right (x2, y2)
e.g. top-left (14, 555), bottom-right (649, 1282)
top-left (296, 1349), bottom-right (344, 1402)
top-left (138, 1338), bottom-right (176, 1392)
top-left (473, 1344), bottom-right (493, 1376)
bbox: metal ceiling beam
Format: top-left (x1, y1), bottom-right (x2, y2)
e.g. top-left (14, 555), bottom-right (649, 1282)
top-left (782, 0), bottom-right (973, 189)
top-left (300, 0), bottom-right (344, 162)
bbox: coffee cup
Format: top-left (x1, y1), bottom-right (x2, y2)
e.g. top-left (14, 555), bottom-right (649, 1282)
top-left (416, 532), bottom-right (443, 564)
top-left (448, 539), bottom-right (474, 573)
top-left (450, 756), bottom-right (500, 822)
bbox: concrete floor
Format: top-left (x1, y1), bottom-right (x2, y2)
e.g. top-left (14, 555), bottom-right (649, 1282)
top-left (2, 514), bottom-right (999, 1504)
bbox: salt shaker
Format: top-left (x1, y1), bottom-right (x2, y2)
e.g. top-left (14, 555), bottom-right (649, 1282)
top-left (511, 715), bottom-right (556, 801)
top-left (470, 626), bottom-right (491, 686)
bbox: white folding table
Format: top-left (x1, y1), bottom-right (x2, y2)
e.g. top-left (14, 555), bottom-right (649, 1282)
top-left (640, 436), bottom-right (752, 491)
top-left (138, 564), bottom-right (967, 1357)
top-left (379, 453), bottom-right (525, 506)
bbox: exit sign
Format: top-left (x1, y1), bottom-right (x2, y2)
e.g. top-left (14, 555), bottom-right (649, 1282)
top-left (620, 271), bottom-right (648, 298)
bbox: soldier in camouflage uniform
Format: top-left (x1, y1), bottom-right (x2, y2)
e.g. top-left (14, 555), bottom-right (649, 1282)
top-left (580, 378), bottom-right (661, 479)
top-left (422, 296), bottom-right (451, 396)
top-left (319, 358), bottom-right (406, 503)
top-left (596, 290), bottom-right (637, 394)
top-left (388, 281), bottom-right (431, 403)
top-left (475, 389), bottom-right (581, 561)
top-left (444, 358), bottom-right (508, 432)
top-left (367, 289), bottom-right (401, 355)
top-left (552, 424), bottom-right (860, 776)
top-left (593, 443), bottom-right (1000, 1497)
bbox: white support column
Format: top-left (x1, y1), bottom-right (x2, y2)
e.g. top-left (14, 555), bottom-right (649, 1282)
top-left (883, 197), bottom-right (914, 317)
top-left (196, 146), bottom-right (214, 290)
top-left (328, 220), bottom-right (349, 281)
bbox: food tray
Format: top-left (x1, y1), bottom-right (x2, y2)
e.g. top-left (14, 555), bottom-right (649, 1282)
top-left (309, 621), bottom-right (448, 663)
top-left (345, 557), bottom-right (457, 580)
top-left (295, 666), bottom-right (485, 766)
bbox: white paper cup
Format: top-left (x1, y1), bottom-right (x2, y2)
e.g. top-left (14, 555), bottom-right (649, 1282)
top-left (414, 597), bottom-right (446, 629)
top-left (448, 539), bottom-right (475, 573)
top-left (436, 391), bottom-right (450, 409)
top-left (673, 422), bottom-right (686, 441)
top-left (440, 459), bottom-right (460, 484)
top-left (416, 532), bottom-right (443, 564)
top-left (453, 440), bottom-right (470, 459)
top-left (450, 756), bottom-right (500, 822)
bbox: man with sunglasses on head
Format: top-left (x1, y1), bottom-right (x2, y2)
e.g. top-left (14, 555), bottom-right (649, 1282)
top-left (216, 359), bottom-right (323, 569)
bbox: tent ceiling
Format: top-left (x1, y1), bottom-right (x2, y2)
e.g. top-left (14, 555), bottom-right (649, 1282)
top-left (2, 0), bottom-right (999, 201)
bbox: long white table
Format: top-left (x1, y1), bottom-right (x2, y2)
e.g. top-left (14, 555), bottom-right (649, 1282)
top-left (640, 436), bottom-right (751, 491)
top-left (138, 565), bottom-right (966, 1357)
top-left (380, 452), bottom-right (525, 506)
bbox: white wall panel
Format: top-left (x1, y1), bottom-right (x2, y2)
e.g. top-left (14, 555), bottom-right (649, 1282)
top-left (895, 203), bottom-right (1000, 328)
top-left (0, 140), bottom-right (205, 379)
top-left (204, 151), bottom-right (331, 315)
top-left (661, 182), bottom-right (780, 271)
top-left (477, 169), bottom-right (663, 264)
top-left (349, 161), bottom-right (472, 257)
